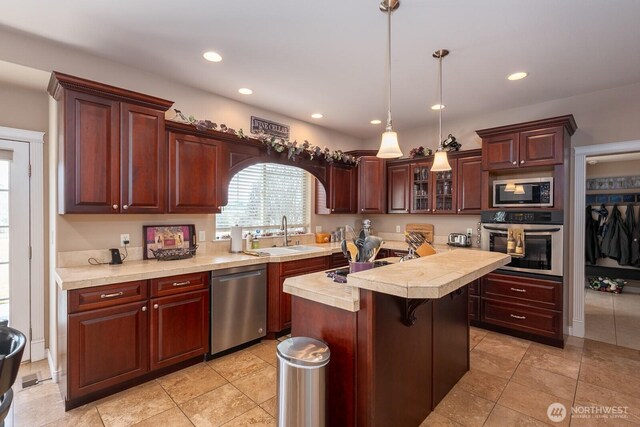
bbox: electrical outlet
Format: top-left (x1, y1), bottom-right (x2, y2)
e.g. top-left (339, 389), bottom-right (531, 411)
top-left (120, 234), bottom-right (130, 246)
top-left (315, 226), bottom-right (322, 232)
top-left (466, 228), bottom-right (473, 236)
top-left (395, 225), bottom-right (401, 233)
top-left (199, 230), bottom-right (206, 242)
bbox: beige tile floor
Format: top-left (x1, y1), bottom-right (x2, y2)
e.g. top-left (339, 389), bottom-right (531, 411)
top-left (585, 288), bottom-right (640, 350)
top-left (9, 328), bottom-right (640, 426)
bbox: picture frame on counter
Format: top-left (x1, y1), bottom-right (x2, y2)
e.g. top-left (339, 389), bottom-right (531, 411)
top-left (143, 224), bottom-right (196, 259)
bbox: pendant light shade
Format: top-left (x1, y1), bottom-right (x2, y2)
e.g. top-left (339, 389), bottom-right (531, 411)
top-left (431, 151), bottom-right (452, 172)
top-left (431, 49), bottom-right (451, 171)
top-left (514, 185), bottom-right (526, 195)
top-left (376, 0), bottom-right (403, 159)
top-left (378, 130), bottom-right (403, 158)
top-left (504, 182), bottom-right (517, 192)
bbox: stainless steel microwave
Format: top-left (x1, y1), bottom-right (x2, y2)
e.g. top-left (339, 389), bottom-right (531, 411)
top-left (493, 178), bottom-right (553, 208)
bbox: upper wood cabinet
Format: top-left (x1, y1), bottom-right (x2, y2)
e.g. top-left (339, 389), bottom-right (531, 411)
top-left (387, 164), bottom-right (410, 214)
top-left (48, 72), bottom-right (173, 214)
top-left (477, 116), bottom-right (577, 171)
top-left (456, 155), bottom-right (482, 214)
top-left (409, 162), bottom-right (432, 213)
top-left (168, 132), bottom-right (221, 213)
top-left (358, 156), bottom-right (386, 214)
top-left (315, 164), bottom-right (357, 214)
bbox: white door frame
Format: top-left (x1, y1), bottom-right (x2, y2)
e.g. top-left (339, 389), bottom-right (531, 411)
top-left (571, 140), bottom-right (640, 338)
top-left (0, 126), bottom-right (45, 361)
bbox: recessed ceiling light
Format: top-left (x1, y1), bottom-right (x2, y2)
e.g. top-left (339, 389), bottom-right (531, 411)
top-left (431, 104), bottom-right (445, 110)
top-left (587, 160), bottom-right (598, 165)
top-left (203, 51), bottom-right (222, 62)
top-left (311, 113), bottom-right (323, 119)
top-left (507, 72), bottom-right (528, 81)
top-left (370, 119), bottom-right (382, 125)
top-left (238, 88), bottom-right (253, 95)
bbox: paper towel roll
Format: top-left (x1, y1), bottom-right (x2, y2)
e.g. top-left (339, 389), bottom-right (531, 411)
top-left (230, 226), bottom-right (243, 253)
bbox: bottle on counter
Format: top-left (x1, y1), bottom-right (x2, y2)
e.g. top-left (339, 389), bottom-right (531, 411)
top-left (507, 230), bottom-right (515, 252)
top-left (246, 233), bottom-right (254, 252)
top-left (515, 232), bottom-right (524, 255)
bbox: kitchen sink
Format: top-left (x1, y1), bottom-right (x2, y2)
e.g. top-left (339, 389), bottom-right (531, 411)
top-left (256, 245), bottom-right (323, 256)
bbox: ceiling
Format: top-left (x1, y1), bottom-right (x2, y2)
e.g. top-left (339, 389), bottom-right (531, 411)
top-left (1, 1), bottom-right (640, 138)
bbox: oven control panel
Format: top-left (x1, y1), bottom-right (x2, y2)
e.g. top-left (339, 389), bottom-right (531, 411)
top-left (481, 210), bottom-right (563, 225)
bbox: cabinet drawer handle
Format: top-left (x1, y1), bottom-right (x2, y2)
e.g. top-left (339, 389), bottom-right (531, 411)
top-left (510, 287), bottom-right (527, 293)
top-left (112, 204), bottom-right (119, 210)
top-left (154, 304), bottom-right (159, 309)
top-left (512, 161), bottom-right (517, 165)
top-left (100, 291), bottom-right (123, 299)
top-left (520, 160), bottom-right (525, 164)
top-left (172, 280), bottom-right (191, 287)
top-left (510, 314), bottom-right (526, 320)
top-left (142, 306), bottom-right (147, 312)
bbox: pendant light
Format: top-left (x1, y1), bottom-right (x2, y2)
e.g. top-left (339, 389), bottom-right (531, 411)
top-left (504, 182), bottom-right (517, 192)
top-left (514, 185), bottom-right (526, 195)
top-left (376, 0), bottom-right (403, 158)
top-left (430, 49), bottom-right (452, 172)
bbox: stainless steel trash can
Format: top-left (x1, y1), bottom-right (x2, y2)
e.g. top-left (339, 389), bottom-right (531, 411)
top-left (277, 337), bottom-right (330, 427)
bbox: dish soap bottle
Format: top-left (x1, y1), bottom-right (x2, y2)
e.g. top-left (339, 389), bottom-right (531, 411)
top-left (515, 233), bottom-right (524, 255)
top-left (246, 232), bottom-right (253, 252)
top-left (507, 230), bottom-right (515, 253)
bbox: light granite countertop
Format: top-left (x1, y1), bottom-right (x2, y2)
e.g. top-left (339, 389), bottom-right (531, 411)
top-left (284, 249), bottom-right (510, 311)
top-left (54, 239), bottom-right (482, 291)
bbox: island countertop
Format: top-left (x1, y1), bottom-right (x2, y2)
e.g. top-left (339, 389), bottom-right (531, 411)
top-left (284, 249), bottom-right (511, 311)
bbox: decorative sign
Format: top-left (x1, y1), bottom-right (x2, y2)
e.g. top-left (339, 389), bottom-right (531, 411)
top-left (250, 116), bottom-right (289, 140)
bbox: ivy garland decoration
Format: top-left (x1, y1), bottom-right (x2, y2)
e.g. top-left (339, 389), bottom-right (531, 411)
top-left (171, 109), bottom-right (358, 165)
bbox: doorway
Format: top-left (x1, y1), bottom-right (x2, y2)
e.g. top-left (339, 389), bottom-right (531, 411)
top-left (0, 138), bottom-right (31, 359)
top-left (572, 140), bottom-right (640, 344)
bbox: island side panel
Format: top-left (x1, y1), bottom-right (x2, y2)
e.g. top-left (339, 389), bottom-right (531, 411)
top-left (290, 296), bottom-right (357, 427)
top-left (357, 289), bottom-right (433, 427)
top-left (432, 286), bottom-right (470, 407)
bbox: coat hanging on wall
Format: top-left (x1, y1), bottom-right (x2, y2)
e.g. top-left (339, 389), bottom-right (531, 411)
top-left (585, 205), bottom-right (601, 265)
top-left (631, 205), bottom-right (640, 266)
top-left (600, 204), bottom-right (631, 265)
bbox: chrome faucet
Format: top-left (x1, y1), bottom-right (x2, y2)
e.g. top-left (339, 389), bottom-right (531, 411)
top-left (281, 215), bottom-right (291, 247)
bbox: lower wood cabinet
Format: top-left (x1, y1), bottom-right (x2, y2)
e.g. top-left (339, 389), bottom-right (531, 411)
top-left (473, 272), bottom-right (563, 346)
top-left (150, 290), bottom-right (209, 371)
top-left (267, 256), bottom-right (329, 335)
top-left (61, 272), bottom-right (210, 409)
top-left (68, 301), bottom-right (149, 400)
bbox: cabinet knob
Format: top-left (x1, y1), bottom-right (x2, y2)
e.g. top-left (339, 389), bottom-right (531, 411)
top-left (112, 204), bottom-right (119, 209)
top-left (361, 209), bottom-right (364, 212)
top-left (458, 208), bottom-right (461, 212)
top-left (512, 161), bottom-right (517, 165)
top-left (154, 304), bottom-right (159, 309)
top-left (123, 204), bottom-right (129, 210)
top-left (141, 306), bottom-right (147, 312)
top-left (520, 160), bottom-right (525, 164)
top-left (331, 209), bottom-right (335, 212)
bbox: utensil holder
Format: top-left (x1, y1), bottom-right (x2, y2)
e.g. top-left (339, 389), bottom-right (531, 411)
top-left (349, 261), bottom-right (375, 274)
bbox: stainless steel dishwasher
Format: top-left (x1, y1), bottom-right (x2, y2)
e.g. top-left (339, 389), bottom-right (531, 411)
top-left (210, 264), bottom-right (267, 355)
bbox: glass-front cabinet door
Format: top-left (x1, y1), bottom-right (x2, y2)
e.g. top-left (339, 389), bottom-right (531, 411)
top-left (410, 162), bottom-right (431, 213)
top-left (432, 160), bottom-right (457, 213)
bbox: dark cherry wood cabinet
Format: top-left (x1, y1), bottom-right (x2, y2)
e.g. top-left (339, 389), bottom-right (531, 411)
top-left (475, 272), bottom-right (563, 346)
top-left (68, 301), bottom-right (148, 401)
top-left (456, 155), bottom-right (482, 214)
top-left (477, 116), bottom-right (576, 171)
top-left (49, 72), bottom-right (173, 214)
top-left (267, 256), bottom-right (329, 335)
top-left (60, 272), bottom-right (210, 409)
top-left (387, 164), bottom-right (410, 213)
top-left (168, 132), bottom-right (221, 213)
top-left (150, 289), bottom-right (209, 371)
top-left (315, 164), bottom-right (357, 214)
top-left (387, 150), bottom-right (480, 215)
top-left (468, 279), bottom-right (480, 321)
top-left (357, 156), bottom-right (386, 214)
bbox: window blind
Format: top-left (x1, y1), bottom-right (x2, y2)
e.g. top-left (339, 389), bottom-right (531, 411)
top-left (216, 163), bottom-right (310, 232)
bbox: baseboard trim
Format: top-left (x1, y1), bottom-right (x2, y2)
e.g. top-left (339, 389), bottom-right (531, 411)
top-left (47, 348), bottom-right (60, 384)
top-left (569, 320), bottom-right (585, 338)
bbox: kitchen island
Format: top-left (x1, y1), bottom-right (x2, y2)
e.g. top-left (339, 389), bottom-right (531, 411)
top-left (283, 249), bottom-right (510, 427)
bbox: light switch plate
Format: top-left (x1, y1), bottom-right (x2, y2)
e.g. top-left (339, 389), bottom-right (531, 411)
top-left (315, 226), bottom-right (322, 232)
top-left (199, 230), bottom-right (206, 242)
top-left (395, 225), bottom-right (401, 233)
top-left (466, 228), bottom-right (473, 237)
